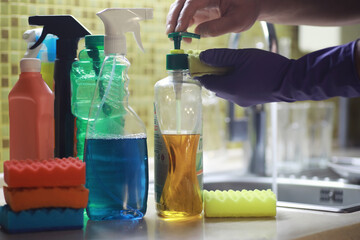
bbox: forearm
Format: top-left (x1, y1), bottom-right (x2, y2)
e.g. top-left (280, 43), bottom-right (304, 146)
top-left (258, 0), bottom-right (360, 26)
top-left (278, 40), bottom-right (360, 102)
top-left (356, 40), bottom-right (360, 78)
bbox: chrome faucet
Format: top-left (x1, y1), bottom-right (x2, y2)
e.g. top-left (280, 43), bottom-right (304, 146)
top-left (227, 22), bottom-right (279, 176)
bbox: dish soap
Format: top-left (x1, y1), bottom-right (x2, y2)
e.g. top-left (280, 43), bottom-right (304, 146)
top-left (154, 32), bottom-right (203, 218)
top-left (70, 35), bottom-right (105, 160)
top-left (84, 8), bottom-right (153, 220)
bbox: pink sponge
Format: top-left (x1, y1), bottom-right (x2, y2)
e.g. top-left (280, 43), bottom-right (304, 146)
top-left (4, 158), bottom-right (85, 188)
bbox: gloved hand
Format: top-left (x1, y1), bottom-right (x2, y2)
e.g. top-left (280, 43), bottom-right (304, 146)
top-left (197, 40), bottom-right (360, 107)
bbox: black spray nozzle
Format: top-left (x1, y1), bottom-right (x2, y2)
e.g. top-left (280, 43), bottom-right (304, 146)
top-left (29, 15), bottom-right (91, 50)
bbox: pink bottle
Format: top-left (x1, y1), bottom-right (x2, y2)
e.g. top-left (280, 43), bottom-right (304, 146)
top-left (9, 58), bottom-right (54, 160)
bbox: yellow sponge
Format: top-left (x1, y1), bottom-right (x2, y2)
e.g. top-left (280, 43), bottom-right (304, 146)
top-left (187, 50), bottom-right (230, 77)
top-left (204, 189), bottom-right (276, 217)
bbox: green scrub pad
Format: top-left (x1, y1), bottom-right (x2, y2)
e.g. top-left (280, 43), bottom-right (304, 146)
top-left (204, 189), bottom-right (276, 217)
top-left (187, 50), bottom-right (230, 77)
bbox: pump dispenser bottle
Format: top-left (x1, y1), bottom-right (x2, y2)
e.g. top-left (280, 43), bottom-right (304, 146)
top-left (84, 8), bottom-right (153, 220)
top-left (154, 32), bottom-right (203, 218)
top-left (71, 35), bottom-right (105, 160)
top-left (29, 15), bottom-right (91, 158)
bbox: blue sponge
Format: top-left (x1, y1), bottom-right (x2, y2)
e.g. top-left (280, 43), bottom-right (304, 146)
top-left (0, 205), bottom-right (84, 233)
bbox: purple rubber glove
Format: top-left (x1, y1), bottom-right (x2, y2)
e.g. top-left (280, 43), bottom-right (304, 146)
top-left (197, 40), bottom-right (360, 107)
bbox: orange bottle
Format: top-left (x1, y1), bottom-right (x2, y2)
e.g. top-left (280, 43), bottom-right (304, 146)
top-left (9, 58), bottom-right (54, 160)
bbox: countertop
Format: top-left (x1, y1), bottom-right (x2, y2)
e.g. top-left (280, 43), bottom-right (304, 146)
top-left (1, 190), bottom-right (360, 240)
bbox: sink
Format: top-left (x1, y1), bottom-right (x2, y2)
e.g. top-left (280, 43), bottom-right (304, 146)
top-left (203, 171), bottom-right (360, 213)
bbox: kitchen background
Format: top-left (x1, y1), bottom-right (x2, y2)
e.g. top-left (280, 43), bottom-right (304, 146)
top-left (1, 0), bottom-right (359, 173)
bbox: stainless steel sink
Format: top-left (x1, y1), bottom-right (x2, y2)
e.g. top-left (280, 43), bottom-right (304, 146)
top-left (204, 171), bottom-right (360, 213)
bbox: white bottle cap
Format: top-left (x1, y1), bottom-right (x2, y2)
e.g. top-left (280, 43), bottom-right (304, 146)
top-left (20, 58), bottom-right (41, 73)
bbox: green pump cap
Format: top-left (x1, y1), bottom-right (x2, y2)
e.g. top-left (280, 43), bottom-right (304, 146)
top-left (166, 32), bottom-right (200, 70)
top-left (85, 35), bottom-right (104, 49)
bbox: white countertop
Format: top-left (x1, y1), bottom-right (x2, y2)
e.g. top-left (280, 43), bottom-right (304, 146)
top-left (1, 190), bottom-right (360, 240)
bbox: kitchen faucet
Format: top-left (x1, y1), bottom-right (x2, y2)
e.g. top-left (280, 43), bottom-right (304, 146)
top-left (227, 22), bottom-right (278, 176)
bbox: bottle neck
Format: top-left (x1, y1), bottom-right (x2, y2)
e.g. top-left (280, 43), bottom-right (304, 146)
top-left (168, 69), bottom-right (189, 80)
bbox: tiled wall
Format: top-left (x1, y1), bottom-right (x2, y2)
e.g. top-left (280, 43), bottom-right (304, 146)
top-left (0, 0), bottom-right (300, 173)
top-left (0, 0), bottom-right (231, 171)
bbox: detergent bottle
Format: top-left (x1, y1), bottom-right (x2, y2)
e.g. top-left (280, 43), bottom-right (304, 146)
top-left (84, 8), bottom-right (153, 220)
top-left (29, 15), bottom-right (91, 158)
top-left (154, 32), bottom-right (203, 218)
top-left (9, 41), bottom-right (54, 160)
top-left (70, 35), bottom-right (105, 160)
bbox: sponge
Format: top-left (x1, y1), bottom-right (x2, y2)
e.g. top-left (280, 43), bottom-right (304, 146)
top-left (4, 158), bottom-right (85, 188)
top-left (0, 205), bottom-right (84, 233)
top-left (187, 50), bottom-right (230, 77)
top-left (204, 189), bottom-right (276, 217)
top-left (4, 185), bottom-right (89, 212)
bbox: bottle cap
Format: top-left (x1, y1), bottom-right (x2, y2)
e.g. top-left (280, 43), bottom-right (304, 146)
top-left (166, 32), bottom-right (200, 70)
top-left (85, 35), bottom-right (104, 50)
top-left (20, 58), bottom-right (41, 73)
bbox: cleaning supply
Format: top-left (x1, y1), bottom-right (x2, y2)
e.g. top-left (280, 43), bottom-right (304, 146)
top-left (8, 57), bottom-right (54, 161)
top-left (203, 189), bottom-right (277, 217)
top-left (23, 29), bottom-right (57, 90)
top-left (22, 29), bottom-right (42, 58)
top-left (37, 33), bottom-right (57, 91)
top-left (29, 15), bottom-right (91, 158)
top-left (0, 157), bottom-right (88, 233)
top-left (0, 205), bottom-right (84, 233)
top-left (70, 35), bottom-right (105, 160)
top-left (4, 185), bottom-right (89, 212)
top-left (154, 32), bottom-right (203, 218)
top-left (187, 49), bottom-right (229, 77)
top-left (84, 8), bottom-right (153, 220)
top-left (4, 158), bottom-right (85, 188)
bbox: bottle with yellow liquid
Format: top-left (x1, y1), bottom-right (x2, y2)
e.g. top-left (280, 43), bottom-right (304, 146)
top-left (154, 32), bottom-right (203, 219)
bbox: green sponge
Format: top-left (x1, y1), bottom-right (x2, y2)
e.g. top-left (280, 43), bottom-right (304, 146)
top-left (187, 50), bottom-right (230, 77)
top-left (204, 189), bottom-right (276, 218)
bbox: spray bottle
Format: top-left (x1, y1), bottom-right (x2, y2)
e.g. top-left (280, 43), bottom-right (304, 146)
top-left (154, 32), bottom-right (203, 218)
top-left (29, 15), bottom-right (91, 158)
top-left (84, 8), bottom-right (153, 220)
top-left (9, 39), bottom-right (54, 160)
top-left (23, 29), bottom-right (57, 90)
top-left (70, 35), bottom-right (105, 160)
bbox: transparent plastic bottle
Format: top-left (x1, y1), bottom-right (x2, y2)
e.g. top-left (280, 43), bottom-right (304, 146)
top-left (70, 35), bottom-right (105, 160)
top-left (84, 8), bottom-right (152, 221)
top-left (154, 32), bottom-right (203, 219)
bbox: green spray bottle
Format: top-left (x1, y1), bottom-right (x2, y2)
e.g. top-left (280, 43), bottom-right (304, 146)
top-left (84, 8), bottom-right (153, 220)
top-left (70, 35), bottom-right (105, 160)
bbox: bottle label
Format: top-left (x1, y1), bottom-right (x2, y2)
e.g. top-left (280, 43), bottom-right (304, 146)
top-left (154, 104), bottom-right (169, 203)
top-left (154, 104), bottom-right (203, 203)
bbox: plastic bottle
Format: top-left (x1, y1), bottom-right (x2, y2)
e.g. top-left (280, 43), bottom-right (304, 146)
top-left (38, 33), bottom-right (57, 91)
top-left (154, 32), bottom-right (203, 218)
top-left (23, 29), bottom-right (57, 91)
top-left (29, 15), bottom-right (91, 158)
top-left (70, 35), bottom-right (105, 160)
top-left (9, 58), bottom-right (54, 160)
top-left (84, 8), bottom-right (153, 220)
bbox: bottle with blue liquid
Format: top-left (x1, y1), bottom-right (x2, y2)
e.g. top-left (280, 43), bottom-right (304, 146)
top-left (84, 8), bottom-right (153, 220)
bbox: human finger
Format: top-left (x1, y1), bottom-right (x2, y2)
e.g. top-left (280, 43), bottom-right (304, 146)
top-left (166, 0), bottom-right (187, 34)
